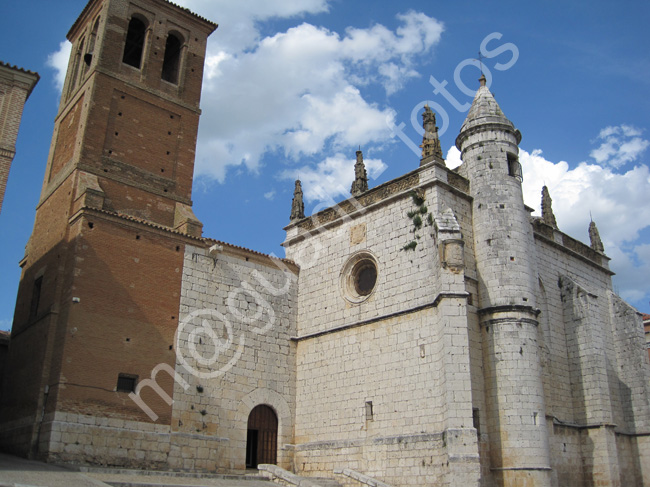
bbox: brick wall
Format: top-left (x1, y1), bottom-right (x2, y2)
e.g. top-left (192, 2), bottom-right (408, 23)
top-left (0, 63), bottom-right (39, 213)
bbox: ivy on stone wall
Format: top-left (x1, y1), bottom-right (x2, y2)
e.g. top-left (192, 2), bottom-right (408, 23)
top-left (402, 190), bottom-right (432, 251)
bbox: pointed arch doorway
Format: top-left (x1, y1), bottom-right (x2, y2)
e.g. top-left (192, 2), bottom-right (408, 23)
top-left (245, 405), bottom-right (278, 468)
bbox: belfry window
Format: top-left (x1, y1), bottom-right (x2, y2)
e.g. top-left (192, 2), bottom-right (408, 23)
top-left (161, 33), bottom-right (182, 84)
top-left (84, 17), bottom-right (101, 68)
top-left (66, 38), bottom-right (84, 99)
top-left (122, 17), bottom-right (147, 68)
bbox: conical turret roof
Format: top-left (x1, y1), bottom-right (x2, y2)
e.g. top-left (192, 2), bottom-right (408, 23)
top-left (456, 75), bottom-right (520, 149)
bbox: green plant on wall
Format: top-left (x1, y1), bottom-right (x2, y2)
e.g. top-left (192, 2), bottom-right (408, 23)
top-left (402, 190), bottom-right (432, 251)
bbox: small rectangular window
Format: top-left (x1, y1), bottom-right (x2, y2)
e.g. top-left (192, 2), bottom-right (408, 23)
top-left (116, 374), bottom-right (137, 393)
top-left (29, 276), bottom-right (43, 321)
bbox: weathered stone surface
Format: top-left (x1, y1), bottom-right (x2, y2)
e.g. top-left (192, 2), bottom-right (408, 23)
top-left (2, 4), bottom-right (650, 487)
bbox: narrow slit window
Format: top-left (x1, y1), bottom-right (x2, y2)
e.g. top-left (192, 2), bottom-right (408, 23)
top-left (161, 33), bottom-right (182, 84)
top-left (122, 17), bottom-right (147, 68)
top-left (29, 276), bottom-right (43, 321)
top-left (365, 401), bottom-right (374, 421)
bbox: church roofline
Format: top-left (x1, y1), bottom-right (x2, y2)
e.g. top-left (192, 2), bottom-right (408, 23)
top-left (283, 161), bottom-right (470, 244)
top-left (70, 206), bottom-right (297, 270)
top-left (531, 217), bottom-right (613, 275)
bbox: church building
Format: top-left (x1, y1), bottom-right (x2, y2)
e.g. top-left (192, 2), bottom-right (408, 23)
top-left (1, 1), bottom-right (649, 486)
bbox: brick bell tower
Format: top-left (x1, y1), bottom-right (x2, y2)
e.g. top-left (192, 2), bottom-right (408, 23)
top-left (0, 0), bottom-right (216, 463)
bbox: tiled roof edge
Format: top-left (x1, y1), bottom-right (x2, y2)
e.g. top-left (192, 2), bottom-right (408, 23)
top-left (68, 0), bottom-right (217, 40)
top-left (82, 207), bottom-right (296, 266)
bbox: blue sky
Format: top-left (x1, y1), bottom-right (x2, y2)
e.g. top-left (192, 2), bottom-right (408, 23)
top-left (1, 0), bottom-right (649, 331)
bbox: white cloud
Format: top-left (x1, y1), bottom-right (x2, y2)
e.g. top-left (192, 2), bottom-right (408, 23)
top-left (45, 5), bottom-right (442, 186)
top-left (46, 40), bottom-right (71, 91)
top-left (446, 146), bottom-right (462, 169)
top-left (282, 153), bottom-right (387, 204)
top-left (519, 148), bottom-right (650, 306)
top-left (445, 141), bottom-right (650, 308)
top-left (590, 124), bottom-right (649, 168)
top-left (176, 0), bottom-right (331, 54)
top-left (263, 190), bottom-right (276, 201)
top-left (191, 11), bottom-right (442, 183)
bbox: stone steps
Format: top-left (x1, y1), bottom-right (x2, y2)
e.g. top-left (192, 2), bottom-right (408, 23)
top-left (310, 478), bottom-right (341, 487)
top-left (86, 475), bottom-right (274, 487)
top-left (76, 465), bottom-right (266, 480)
top-left (75, 466), bottom-right (273, 487)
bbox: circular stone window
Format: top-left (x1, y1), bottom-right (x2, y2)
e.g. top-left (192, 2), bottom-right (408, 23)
top-left (341, 252), bottom-right (379, 303)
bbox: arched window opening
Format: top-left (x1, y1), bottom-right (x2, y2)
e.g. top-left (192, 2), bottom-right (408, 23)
top-left (67, 38), bottom-right (85, 99)
top-left (245, 405), bottom-right (277, 468)
top-left (122, 17), bottom-right (147, 68)
top-left (161, 33), bottom-right (182, 84)
top-left (85, 17), bottom-right (101, 68)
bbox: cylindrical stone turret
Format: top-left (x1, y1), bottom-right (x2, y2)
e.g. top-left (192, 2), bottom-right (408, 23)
top-left (456, 76), bottom-right (551, 487)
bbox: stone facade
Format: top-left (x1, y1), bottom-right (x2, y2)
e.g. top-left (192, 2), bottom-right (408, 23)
top-left (1, 2), bottom-right (650, 487)
top-left (0, 61), bottom-right (39, 214)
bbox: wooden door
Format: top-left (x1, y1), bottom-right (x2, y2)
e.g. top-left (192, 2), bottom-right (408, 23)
top-left (246, 405), bottom-right (278, 467)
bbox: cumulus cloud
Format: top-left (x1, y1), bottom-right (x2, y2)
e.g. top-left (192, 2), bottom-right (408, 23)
top-left (176, 0), bottom-right (330, 54)
top-left (518, 148), bottom-right (650, 306)
top-left (590, 124), bottom-right (649, 168)
top-left (187, 9), bottom-right (442, 182)
top-left (445, 140), bottom-right (650, 308)
top-left (520, 148), bottom-right (650, 246)
top-left (446, 146), bottom-right (462, 169)
top-left (281, 153), bottom-right (387, 204)
top-left (46, 40), bottom-right (71, 91)
top-left (45, 3), bottom-right (443, 186)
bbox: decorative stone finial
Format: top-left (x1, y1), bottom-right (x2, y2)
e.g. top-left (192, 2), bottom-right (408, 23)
top-left (479, 74), bottom-right (487, 87)
top-left (419, 105), bottom-right (444, 165)
top-left (589, 220), bottom-right (604, 253)
top-left (541, 186), bottom-right (558, 228)
top-left (350, 150), bottom-right (369, 196)
top-left (290, 180), bottom-right (305, 221)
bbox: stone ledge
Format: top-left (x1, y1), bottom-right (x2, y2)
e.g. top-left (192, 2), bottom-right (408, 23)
top-left (291, 293), bottom-right (468, 342)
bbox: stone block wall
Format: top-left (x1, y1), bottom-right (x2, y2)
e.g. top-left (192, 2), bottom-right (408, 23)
top-left (533, 228), bottom-right (650, 485)
top-left (285, 164), bottom-right (480, 486)
top-left (171, 243), bottom-right (298, 472)
top-left (38, 411), bottom-right (171, 468)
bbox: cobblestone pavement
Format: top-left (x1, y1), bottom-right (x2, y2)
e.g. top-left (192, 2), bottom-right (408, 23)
top-left (0, 453), bottom-right (110, 487)
top-left (0, 454), bottom-right (274, 487)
